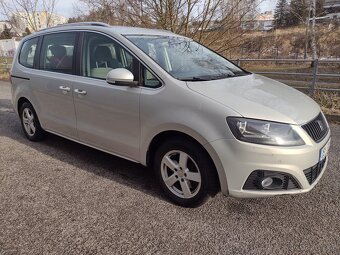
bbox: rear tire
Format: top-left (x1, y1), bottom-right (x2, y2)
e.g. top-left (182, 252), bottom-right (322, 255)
top-left (19, 102), bottom-right (45, 141)
top-left (154, 137), bottom-right (216, 207)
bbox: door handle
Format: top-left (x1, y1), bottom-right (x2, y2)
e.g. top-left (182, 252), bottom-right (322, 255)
top-left (74, 89), bottom-right (87, 95)
top-left (59, 86), bottom-right (71, 92)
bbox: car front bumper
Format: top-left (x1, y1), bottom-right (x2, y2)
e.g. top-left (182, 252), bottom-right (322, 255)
top-left (209, 130), bottom-right (331, 198)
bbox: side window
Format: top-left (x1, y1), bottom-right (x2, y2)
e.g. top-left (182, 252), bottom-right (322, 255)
top-left (19, 37), bottom-right (38, 68)
top-left (39, 32), bottom-right (76, 74)
top-left (143, 68), bottom-right (161, 88)
top-left (82, 32), bottom-right (139, 81)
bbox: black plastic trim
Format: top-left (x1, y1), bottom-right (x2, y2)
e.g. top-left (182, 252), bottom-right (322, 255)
top-left (301, 112), bottom-right (329, 143)
top-left (243, 170), bottom-right (300, 190)
top-left (10, 75), bottom-right (30, 80)
top-left (33, 36), bottom-right (42, 69)
top-left (303, 157), bottom-right (326, 184)
top-left (76, 31), bottom-right (84, 76)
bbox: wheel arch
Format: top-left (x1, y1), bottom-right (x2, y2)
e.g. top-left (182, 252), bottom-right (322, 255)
top-left (144, 129), bottom-right (228, 195)
top-left (17, 97), bottom-right (31, 114)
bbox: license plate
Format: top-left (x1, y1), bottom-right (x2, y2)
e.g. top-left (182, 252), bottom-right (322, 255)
top-left (319, 139), bottom-right (330, 162)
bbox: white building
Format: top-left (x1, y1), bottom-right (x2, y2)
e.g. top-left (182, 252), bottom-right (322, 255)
top-left (241, 12), bottom-right (275, 31)
top-left (14, 11), bottom-right (67, 32)
top-left (0, 38), bottom-right (19, 57)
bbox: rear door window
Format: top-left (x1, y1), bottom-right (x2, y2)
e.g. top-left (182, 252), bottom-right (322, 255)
top-left (39, 32), bottom-right (77, 74)
top-left (19, 37), bottom-right (38, 68)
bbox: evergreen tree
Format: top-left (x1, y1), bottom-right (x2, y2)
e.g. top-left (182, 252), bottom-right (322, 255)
top-left (274, 0), bottom-right (289, 28)
top-left (0, 24), bottom-right (12, 39)
top-left (288, 0), bottom-right (308, 26)
top-left (25, 27), bottom-right (31, 36)
top-left (316, 0), bottom-right (325, 16)
top-left (68, 17), bottom-right (82, 23)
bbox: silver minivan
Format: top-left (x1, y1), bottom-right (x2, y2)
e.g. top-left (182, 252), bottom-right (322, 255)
top-left (11, 22), bottom-right (331, 207)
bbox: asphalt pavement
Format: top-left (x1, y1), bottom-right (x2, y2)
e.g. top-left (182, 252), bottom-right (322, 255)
top-left (0, 81), bottom-right (339, 254)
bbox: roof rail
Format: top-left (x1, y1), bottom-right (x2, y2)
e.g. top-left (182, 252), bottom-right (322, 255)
top-left (39, 22), bottom-right (110, 31)
top-left (60, 22), bottom-right (111, 27)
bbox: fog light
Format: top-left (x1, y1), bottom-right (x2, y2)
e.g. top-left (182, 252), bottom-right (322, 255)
top-left (261, 177), bottom-right (273, 188)
top-left (260, 177), bottom-right (283, 189)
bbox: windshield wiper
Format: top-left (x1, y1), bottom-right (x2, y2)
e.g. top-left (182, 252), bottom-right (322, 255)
top-left (180, 77), bottom-right (210, 81)
top-left (179, 72), bottom-right (249, 82)
top-left (232, 72), bottom-right (251, 77)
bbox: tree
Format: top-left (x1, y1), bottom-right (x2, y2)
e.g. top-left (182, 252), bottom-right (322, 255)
top-left (287, 0), bottom-right (324, 25)
top-left (24, 27), bottom-right (31, 35)
top-left (0, 24), bottom-right (12, 39)
top-left (68, 17), bottom-right (83, 23)
top-left (290, 33), bottom-right (306, 58)
top-left (74, 0), bottom-right (260, 56)
top-left (0, 0), bottom-right (58, 33)
top-left (311, 0), bottom-right (318, 59)
top-left (274, 0), bottom-right (289, 28)
top-left (287, 0), bottom-right (308, 26)
top-left (316, 0), bottom-right (325, 17)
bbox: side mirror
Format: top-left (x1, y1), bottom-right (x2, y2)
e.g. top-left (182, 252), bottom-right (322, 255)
top-left (106, 68), bottom-right (138, 87)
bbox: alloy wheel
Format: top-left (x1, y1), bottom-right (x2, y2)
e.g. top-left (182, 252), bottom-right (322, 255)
top-left (22, 108), bottom-right (36, 136)
top-left (161, 150), bottom-right (202, 199)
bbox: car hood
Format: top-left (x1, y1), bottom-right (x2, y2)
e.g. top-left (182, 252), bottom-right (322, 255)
top-left (187, 74), bottom-right (320, 125)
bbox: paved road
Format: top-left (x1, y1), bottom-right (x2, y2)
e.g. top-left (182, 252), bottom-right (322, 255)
top-left (0, 81), bottom-right (339, 254)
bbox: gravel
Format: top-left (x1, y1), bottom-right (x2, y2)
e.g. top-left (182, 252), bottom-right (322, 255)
top-left (0, 81), bottom-right (339, 254)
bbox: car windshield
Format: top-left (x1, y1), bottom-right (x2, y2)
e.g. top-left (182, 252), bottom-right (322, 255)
top-left (125, 35), bottom-right (250, 81)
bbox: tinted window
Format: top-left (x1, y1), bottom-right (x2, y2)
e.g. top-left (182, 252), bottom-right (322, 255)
top-left (40, 32), bottom-right (76, 74)
top-left (82, 32), bottom-right (139, 81)
top-left (19, 37), bottom-right (38, 68)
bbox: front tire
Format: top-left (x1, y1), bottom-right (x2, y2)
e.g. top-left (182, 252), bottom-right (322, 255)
top-left (19, 102), bottom-right (45, 141)
top-left (154, 138), bottom-right (216, 207)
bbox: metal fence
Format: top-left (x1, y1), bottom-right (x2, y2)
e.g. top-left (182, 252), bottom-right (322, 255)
top-left (233, 59), bottom-right (340, 95)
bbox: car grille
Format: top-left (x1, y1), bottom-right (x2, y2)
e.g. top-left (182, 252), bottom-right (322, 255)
top-left (303, 157), bottom-right (327, 185)
top-left (302, 113), bottom-right (328, 143)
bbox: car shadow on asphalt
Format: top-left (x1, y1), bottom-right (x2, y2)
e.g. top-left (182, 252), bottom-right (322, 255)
top-left (0, 98), bottom-right (167, 203)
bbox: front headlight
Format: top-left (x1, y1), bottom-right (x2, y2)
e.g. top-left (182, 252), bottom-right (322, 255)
top-left (227, 117), bottom-right (305, 146)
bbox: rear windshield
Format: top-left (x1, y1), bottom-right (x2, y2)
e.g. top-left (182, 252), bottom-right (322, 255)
top-left (125, 35), bottom-right (249, 81)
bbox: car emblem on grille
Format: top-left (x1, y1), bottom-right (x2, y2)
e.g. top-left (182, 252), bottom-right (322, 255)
top-left (316, 120), bottom-right (324, 131)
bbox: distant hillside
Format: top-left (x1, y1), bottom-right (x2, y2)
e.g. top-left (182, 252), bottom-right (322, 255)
top-left (234, 24), bottom-right (340, 59)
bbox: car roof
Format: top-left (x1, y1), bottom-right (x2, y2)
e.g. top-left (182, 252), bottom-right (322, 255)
top-left (33, 22), bottom-right (177, 37)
